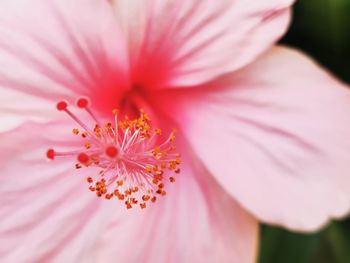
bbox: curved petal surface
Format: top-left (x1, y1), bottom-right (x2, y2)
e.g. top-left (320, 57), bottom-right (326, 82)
top-left (0, 123), bottom-right (258, 263)
top-left (0, 122), bottom-right (107, 263)
top-left (112, 0), bottom-right (294, 87)
top-left (160, 46), bottom-right (350, 231)
top-left (96, 143), bottom-right (258, 263)
top-left (0, 0), bottom-right (129, 131)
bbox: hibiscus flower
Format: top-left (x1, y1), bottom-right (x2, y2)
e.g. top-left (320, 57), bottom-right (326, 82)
top-left (1, 0), bottom-right (350, 262)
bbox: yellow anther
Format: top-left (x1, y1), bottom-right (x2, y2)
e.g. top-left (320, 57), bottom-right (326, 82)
top-left (72, 128), bottom-right (79, 135)
top-left (161, 150), bottom-right (167, 157)
top-left (142, 195), bottom-right (150, 201)
top-left (145, 166), bottom-right (152, 173)
top-left (156, 128), bottom-right (162, 135)
top-left (104, 122), bottom-right (112, 131)
top-left (85, 142), bottom-right (91, 149)
top-left (169, 162), bottom-right (176, 170)
top-left (152, 147), bottom-right (160, 156)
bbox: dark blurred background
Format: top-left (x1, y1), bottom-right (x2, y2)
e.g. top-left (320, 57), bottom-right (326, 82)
top-left (259, 0), bottom-right (350, 262)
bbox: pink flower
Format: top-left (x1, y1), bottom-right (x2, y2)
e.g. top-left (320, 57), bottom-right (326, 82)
top-left (1, 0), bottom-right (350, 262)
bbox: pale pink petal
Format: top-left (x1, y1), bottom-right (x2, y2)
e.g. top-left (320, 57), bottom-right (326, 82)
top-left (0, 89), bottom-right (55, 132)
top-left (158, 46), bottom-right (350, 231)
top-left (96, 145), bottom-right (258, 263)
top-left (0, 0), bottom-right (129, 130)
top-left (112, 0), bottom-right (294, 87)
top-left (0, 122), bottom-right (107, 262)
top-left (0, 123), bottom-right (258, 262)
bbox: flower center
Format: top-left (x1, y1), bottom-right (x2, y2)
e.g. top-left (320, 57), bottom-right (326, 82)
top-left (47, 97), bottom-right (181, 210)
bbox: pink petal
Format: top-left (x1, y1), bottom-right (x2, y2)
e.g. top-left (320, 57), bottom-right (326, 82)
top-left (159, 46), bottom-right (350, 231)
top-left (0, 122), bottom-right (105, 262)
top-left (96, 145), bottom-right (258, 263)
top-left (0, 0), bottom-right (129, 129)
top-left (112, 0), bottom-right (294, 87)
top-left (0, 89), bottom-right (53, 132)
top-left (0, 123), bottom-right (258, 262)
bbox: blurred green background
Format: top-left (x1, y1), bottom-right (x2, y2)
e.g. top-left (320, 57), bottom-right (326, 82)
top-left (259, 0), bottom-right (350, 262)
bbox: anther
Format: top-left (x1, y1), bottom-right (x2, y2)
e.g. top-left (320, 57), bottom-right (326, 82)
top-left (72, 128), bottom-right (79, 135)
